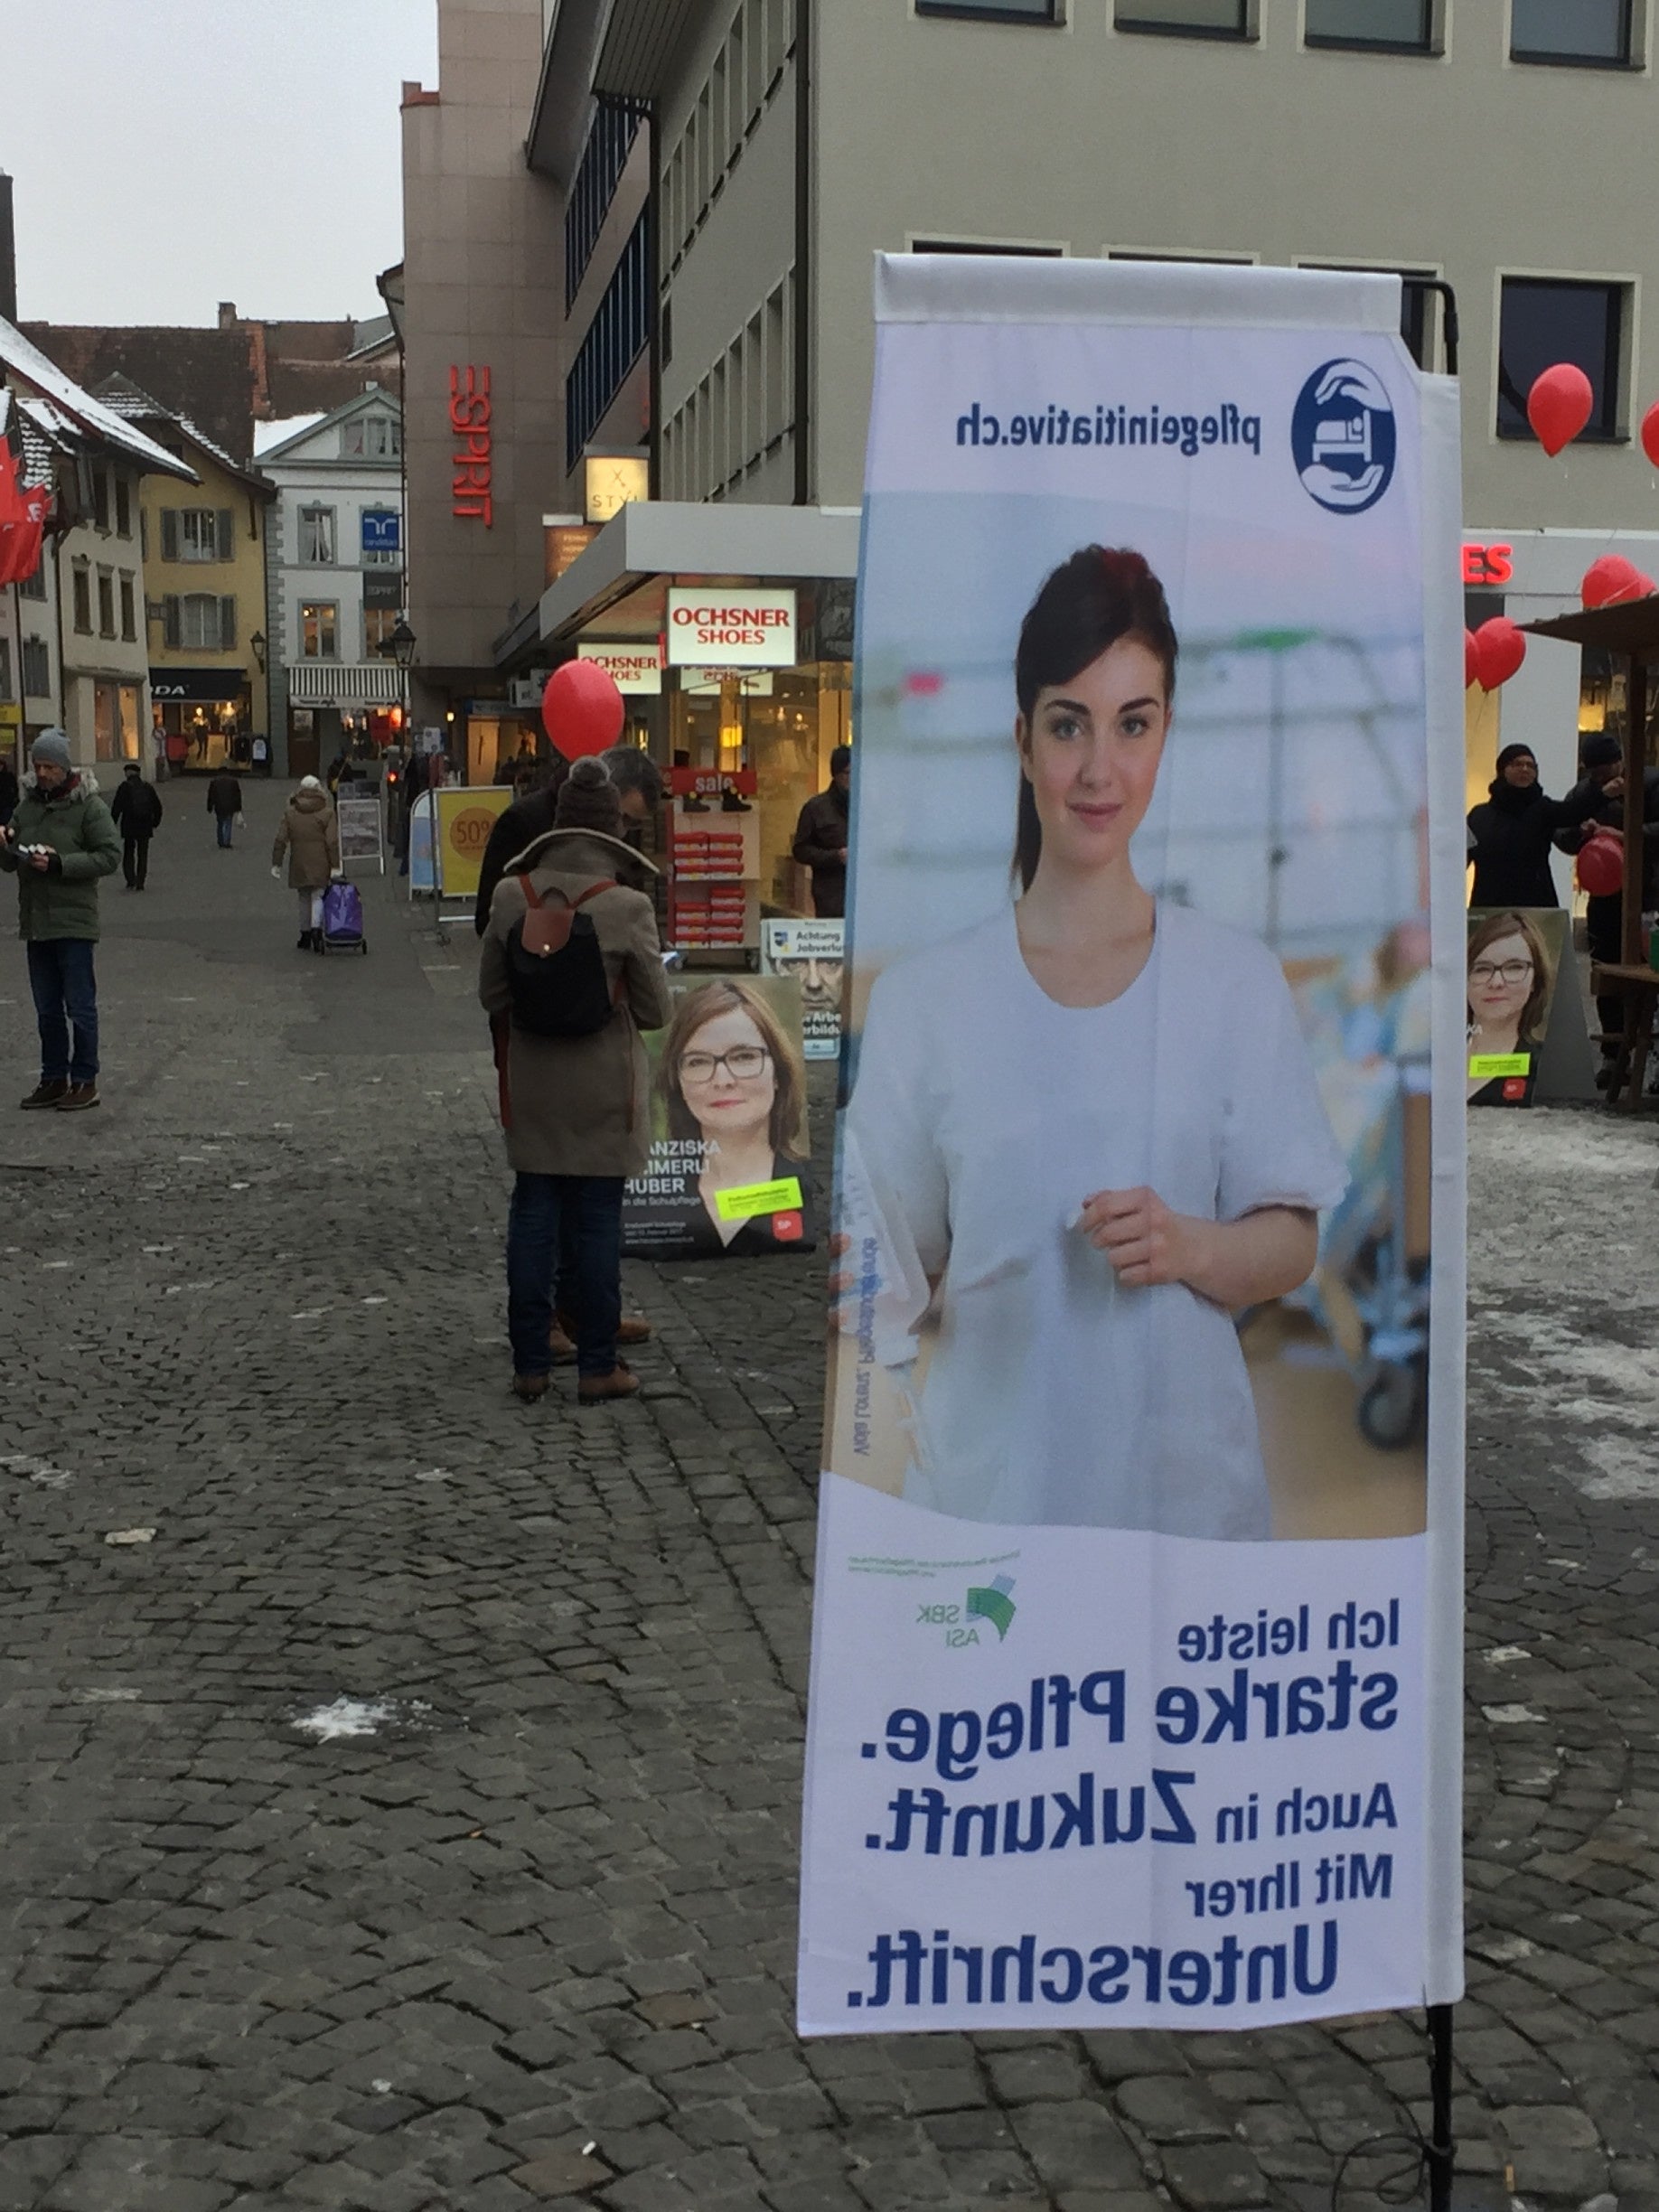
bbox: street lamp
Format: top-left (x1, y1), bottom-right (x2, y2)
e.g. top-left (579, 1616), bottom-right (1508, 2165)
top-left (389, 618), bottom-right (417, 670)
top-left (249, 630), bottom-right (267, 673)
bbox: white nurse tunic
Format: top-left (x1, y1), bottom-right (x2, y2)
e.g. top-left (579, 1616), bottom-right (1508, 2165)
top-left (844, 901), bottom-right (1348, 1539)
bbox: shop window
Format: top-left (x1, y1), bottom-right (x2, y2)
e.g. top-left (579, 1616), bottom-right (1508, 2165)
top-left (115, 476), bottom-right (132, 537)
top-left (1497, 276), bottom-right (1626, 442)
top-left (917, 0), bottom-right (1058, 18)
top-left (1511, 0), bottom-right (1632, 63)
top-left (120, 575), bottom-right (136, 642)
top-left (342, 415), bottom-right (399, 459)
top-left (119, 683), bottom-right (142, 762)
top-left (21, 638), bottom-right (51, 698)
top-left (94, 681), bottom-right (118, 762)
top-left (1117, 0), bottom-right (1251, 36)
top-left (72, 566), bottom-right (92, 634)
top-left (1304, 0), bottom-right (1433, 51)
top-left (301, 602), bottom-right (338, 659)
top-left (298, 506), bottom-right (336, 565)
top-left (363, 606), bottom-right (399, 657)
top-left (98, 569), bottom-right (116, 639)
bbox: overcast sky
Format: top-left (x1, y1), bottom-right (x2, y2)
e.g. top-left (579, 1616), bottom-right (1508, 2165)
top-left (2, 1), bottom-right (440, 327)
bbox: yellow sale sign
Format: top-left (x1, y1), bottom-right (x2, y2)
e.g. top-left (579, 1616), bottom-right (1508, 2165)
top-left (435, 786), bottom-right (512, 896)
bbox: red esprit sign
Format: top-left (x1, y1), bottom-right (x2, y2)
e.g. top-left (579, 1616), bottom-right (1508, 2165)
top-left (450, 366), bottom-right (493, 527)
top-left (1462, 542), bottom-right (1513, 586)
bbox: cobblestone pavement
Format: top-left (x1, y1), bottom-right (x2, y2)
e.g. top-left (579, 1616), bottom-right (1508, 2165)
top-left (2, 781), bottom-right (1657, 2212)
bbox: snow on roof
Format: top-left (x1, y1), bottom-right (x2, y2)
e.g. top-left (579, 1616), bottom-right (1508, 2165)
top-left (253, 412), bottom-right (328, 457)
top-left (0, 314), bottom-right (198, 481)
top-left (96, 374), bottom-right (261, 485)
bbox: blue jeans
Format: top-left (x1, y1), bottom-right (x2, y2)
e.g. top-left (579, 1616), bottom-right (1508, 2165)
top-left (215, 813), bottom-right (235, 848)
top-left (27, 939), bottom-right (98, 1084)
top-left (506, 1174), bottom-right (624, 1379)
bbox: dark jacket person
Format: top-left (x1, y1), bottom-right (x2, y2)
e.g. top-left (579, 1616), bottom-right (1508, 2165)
top-left (478, 757), bottom-right (673, 1404)
top-left (792, 745), bottom-right (851, 918)
top-left (1466, 744), bottom-right (1595, 909)
top-left (109, 763), bottom-right (164, 891)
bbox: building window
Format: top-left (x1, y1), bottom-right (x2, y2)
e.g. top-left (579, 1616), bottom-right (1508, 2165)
top-left (1497, 277), bottom-right (1626, 442)
top-left (163, 593), bottom-right (238, 651)
top-left (1304, 0), bottom-right (1432, 51)
top-left (300, 603), bottom-right (338, 659)
top-left (1117, 0), bottom-right (1250, 34)
top-left (567, 100), bottom-right (646, 309)
top-left (161, 507), bottom-right (230, 562)
top-left (913, 239), bottom-right (1065, 255)
top-left (1302, 264), bottom-right (1438, 367)
top-left (567, 212), bottom-right (652, 470)
top-left (115, 476), bottom-right (132, 537)
top-left (98, 569), bottom-right (116, 638)
top-left (18, 557), bottom-right (47, 601)
top-left (120, 574), bottom-right (137, 642)
top-left (1511, 0), bottom-right (1632, 63)
top-left (916, 0), bottom-right (1057, 17)
top-left (298, 507), bottom-right (336, 565)
top-left (363, 606), bottom-right (400, 658)
top-left (72, 566), bottom-right (92, 633)
top-left (342, 415), bottom-right (399, 459)
top-left (360, 510), bottom-right (400, 567)
top-left (21, 638), bottom-right (51, 698)
top-left (94, 681), bottom-right (118, 763)
top-left (91, 465), bottom-right (109, 531)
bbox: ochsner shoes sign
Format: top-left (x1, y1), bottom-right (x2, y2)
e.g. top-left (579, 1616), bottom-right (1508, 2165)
top-left (798, 257), bottom-right (1467, 2033)
top-left (666, 586), bottom-right (796, 666)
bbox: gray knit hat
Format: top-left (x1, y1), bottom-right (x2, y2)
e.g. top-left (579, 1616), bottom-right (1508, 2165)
top-left (30, 728), bottom-right (70, 771)
top-left (555, 755), bottom-right (622, 836)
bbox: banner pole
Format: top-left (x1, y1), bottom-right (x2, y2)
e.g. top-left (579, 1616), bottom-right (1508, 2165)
top-left (1426, 2002), bottom-right (1455, 2211)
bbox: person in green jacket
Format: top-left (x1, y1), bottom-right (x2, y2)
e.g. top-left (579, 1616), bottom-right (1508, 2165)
top-left (0, 729), bottom-right (121, 1111)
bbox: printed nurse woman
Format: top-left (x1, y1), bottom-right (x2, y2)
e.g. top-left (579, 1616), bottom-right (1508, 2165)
top-left (839, 546), bottom-right (1346, 1538)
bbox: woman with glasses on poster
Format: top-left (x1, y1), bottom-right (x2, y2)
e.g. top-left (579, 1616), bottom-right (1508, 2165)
top-left (660, 979), bottom-right (815, 1255)
top-left (1467, 909), bottom-right (1552, 1106)
top-left (840, 547), bottom-right (1348, 1540)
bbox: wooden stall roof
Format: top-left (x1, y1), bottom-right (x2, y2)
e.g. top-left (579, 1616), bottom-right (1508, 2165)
top-left (1522, 595), bottom-right (1659, 653)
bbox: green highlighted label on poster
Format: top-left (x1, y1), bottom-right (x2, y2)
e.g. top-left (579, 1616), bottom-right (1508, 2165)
top-left (1467, 1053), bottom-right (1530, 1078)
top-left (715, 1176), bottom-right (804, 1223)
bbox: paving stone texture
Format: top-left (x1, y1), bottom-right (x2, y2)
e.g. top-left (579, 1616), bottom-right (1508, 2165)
top-left (0, 781), bottom-right (1656, 2211)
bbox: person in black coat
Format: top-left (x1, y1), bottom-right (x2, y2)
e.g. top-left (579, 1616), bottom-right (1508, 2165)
top-left (109, 763), bottom-right (164, 891)
top-left (1467, 744), bottom-right (1594, 909)
top-left (1560, 731), bottom-right (1659, 1066)
top-left (791, 745), bottom-right (851, 918)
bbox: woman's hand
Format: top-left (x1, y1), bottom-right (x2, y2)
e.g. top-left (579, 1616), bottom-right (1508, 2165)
top-left (1078, 1186), bottom-right (1195, 1288)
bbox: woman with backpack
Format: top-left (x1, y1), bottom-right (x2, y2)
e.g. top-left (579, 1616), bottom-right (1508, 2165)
top-left (478, 756), bottom-right (673, 1404)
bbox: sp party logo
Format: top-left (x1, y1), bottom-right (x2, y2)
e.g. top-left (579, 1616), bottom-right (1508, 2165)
top-left (1292, 359), bottom-right (1396, 515)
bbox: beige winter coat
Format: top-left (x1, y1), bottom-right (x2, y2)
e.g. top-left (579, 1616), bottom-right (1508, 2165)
top-left (273, 787), bottom-right (340, 890)
top-left (478, 827), bottom-right (673, 1177)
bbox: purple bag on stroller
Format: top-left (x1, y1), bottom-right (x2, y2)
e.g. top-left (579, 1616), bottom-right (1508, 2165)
top-left (319, 878), bottom-right (366, 953)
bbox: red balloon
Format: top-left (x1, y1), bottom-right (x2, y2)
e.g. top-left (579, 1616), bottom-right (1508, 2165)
top-left (1577, 827), bottom-right (1625, 898)
top-left (1474, 617), bottom-right (1526, 692)
top-left (1582, 554), bottom-right (1645, 608)
top-left (1464, 628), bottom-right (1481, 689)
top-left (1642, 400), bottom-right (1659, 469)
top-left (540, 661), bottom-right (624, 760)
top-left (1526, 363), bottom-right (1594, 456)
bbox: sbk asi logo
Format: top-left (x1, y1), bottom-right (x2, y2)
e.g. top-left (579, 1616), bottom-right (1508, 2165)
top-left (918, 1574), bottom-right (1017, 1648)
top-left (1291, 358), bottom-right (1396, 515)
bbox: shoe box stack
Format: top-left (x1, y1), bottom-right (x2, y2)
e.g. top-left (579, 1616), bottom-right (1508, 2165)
top-left (669, 797), bottom-right (758, 952)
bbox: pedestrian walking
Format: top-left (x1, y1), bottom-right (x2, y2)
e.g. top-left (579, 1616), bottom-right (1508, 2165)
top-left (272, 775), bottom-right (340, 951)
top-left (207, 768), bottom-right (243, 849)
top-left (0, 757), bottom-right (18, 827)
top-left (792, 745), bottom-right (852, 917)
top-left (109, 761), bottom-right (164, 890)
top-left (1466, 744), bottom-right (1594, 909)
top-left (478, 756), bottom-right (673, 1405)
top-left (0, 728), bottom-right (120, 1111)
top-left (1563, 731), bottom-right (1659, 1075)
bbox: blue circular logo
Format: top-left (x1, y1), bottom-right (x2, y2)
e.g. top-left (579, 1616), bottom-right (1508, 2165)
top-left (1291, 358), bottom-right (1396, 515)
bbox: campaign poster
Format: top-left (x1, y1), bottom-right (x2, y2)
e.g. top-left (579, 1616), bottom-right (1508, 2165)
top-left (1467, 907), bottom-right (1566, 1107)
top-left (798, 258), bottom-right (1466, 2034)
top-left (762, 918), bottom-right (845, 1058)
top-left (623, 973), bottom-right (818, 1259)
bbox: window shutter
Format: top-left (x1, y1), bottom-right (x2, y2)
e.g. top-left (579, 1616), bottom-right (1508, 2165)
top-left (160, 510), bottom-right (178, 562)
top-left (220, 596), bottom-right (237, 650)
top-left (218, 509), bottom-right (235, 560)
top-left (163, 595), bottom-right (181, 649)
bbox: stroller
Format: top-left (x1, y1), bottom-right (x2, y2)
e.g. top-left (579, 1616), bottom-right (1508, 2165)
top-left (316, 877), bottom-right (368, 957)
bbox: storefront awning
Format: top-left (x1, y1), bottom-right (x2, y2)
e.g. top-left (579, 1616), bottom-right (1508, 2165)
top-left (286, 661), bottom-right (406, 707)
top-left (538, 501), bottom-right (860, 649)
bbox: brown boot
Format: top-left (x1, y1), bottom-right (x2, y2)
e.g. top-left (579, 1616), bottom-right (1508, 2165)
top-left (557, 1308), bottom-right (651, 1349)
top-left (577, 1362), bottom-right (640, 1406)
top-left (19, 1080), bottom-right (69, 1110)
top-left (511, 1373), bottom-right (550, 1404)
top-left (617, 1314), bottom-right (652, 1347)
top-left (55, 1082), bottom-right (99, 1111)
top-left (548, 1321), bottom-right (577, 1364)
